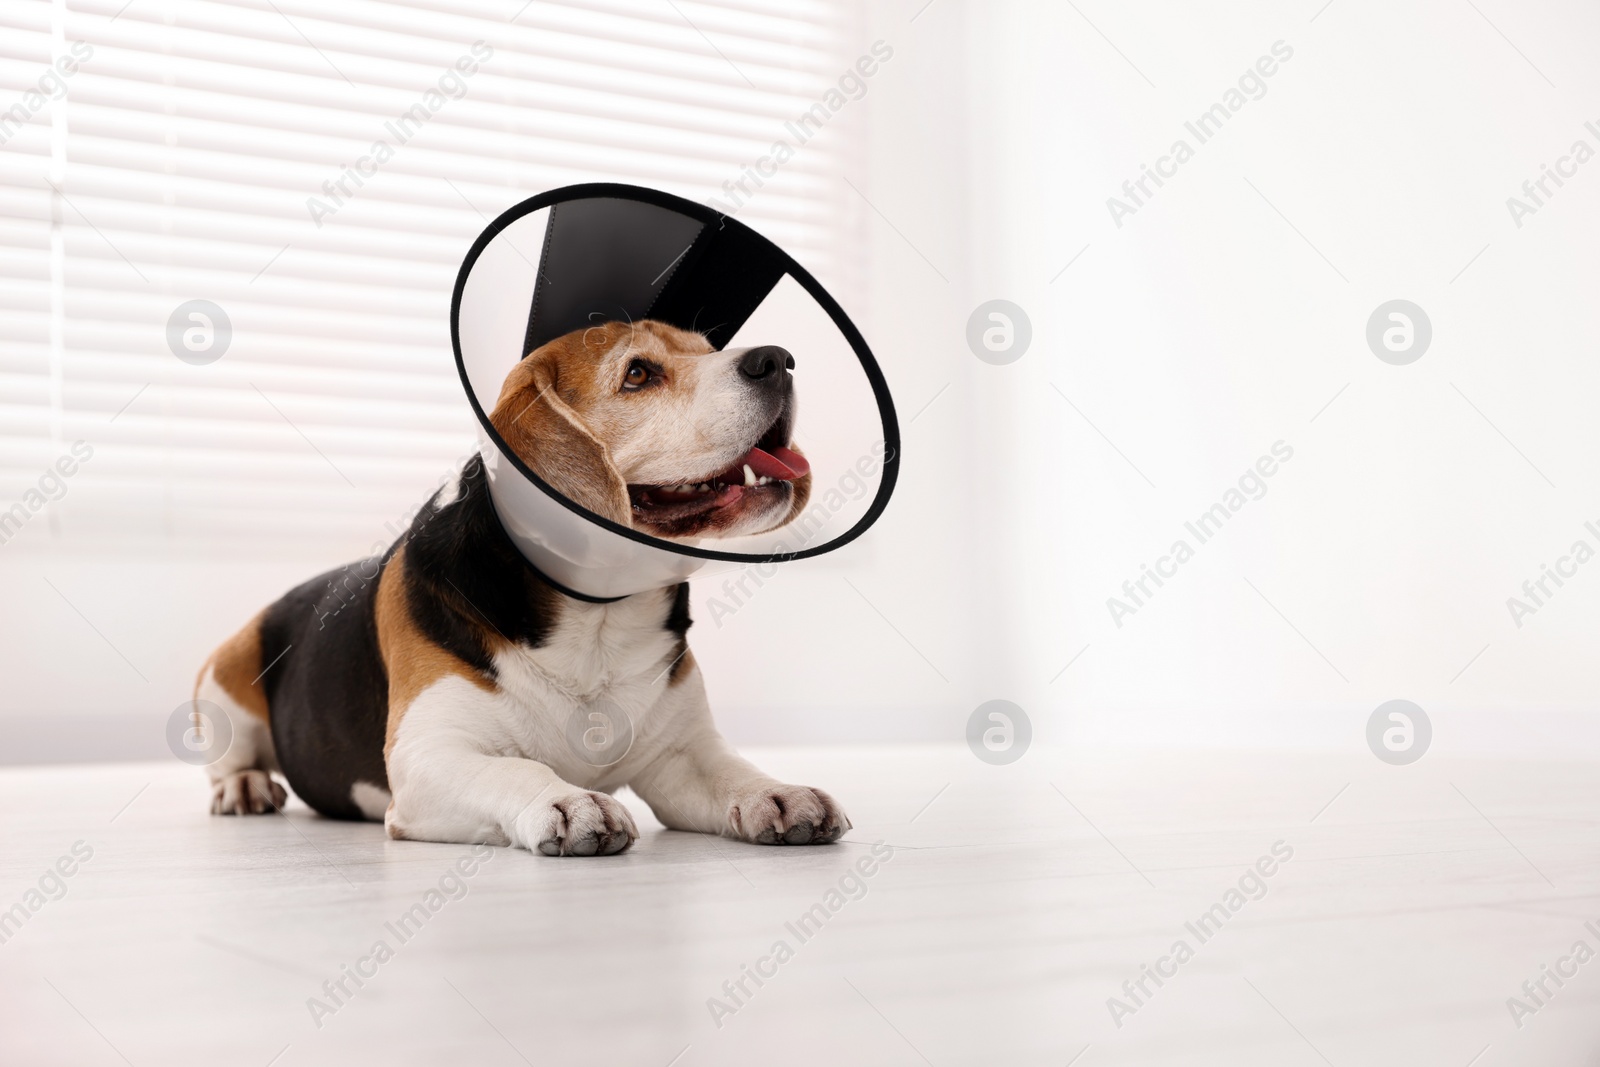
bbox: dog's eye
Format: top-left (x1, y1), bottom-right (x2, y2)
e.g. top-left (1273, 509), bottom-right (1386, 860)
top-left (621, 360), bottom-right (655, 391)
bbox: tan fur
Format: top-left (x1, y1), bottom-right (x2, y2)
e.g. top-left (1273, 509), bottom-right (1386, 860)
top-left (668, 646), bottom-right (694, 687)
top-left (196, 611), bottom-right (270, 722)
top-left (376, 546), bottom-right (500, 760)
top-left (492, 319), bottom-right (807, 541)
top-left (491, 325), bottom-right (633, 524)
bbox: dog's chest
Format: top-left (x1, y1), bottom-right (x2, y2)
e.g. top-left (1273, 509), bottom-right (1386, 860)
top-left (485, 591), bottom-right (683, 769)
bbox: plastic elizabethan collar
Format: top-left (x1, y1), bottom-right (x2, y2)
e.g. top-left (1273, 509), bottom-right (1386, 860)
top-left (451, 183), bottom-right (899, 600)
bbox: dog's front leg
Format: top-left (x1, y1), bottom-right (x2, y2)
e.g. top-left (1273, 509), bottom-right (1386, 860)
top-left (629, 718), bottom-right (850, 846)
top-left (385, 679), bottom-right (637, 856)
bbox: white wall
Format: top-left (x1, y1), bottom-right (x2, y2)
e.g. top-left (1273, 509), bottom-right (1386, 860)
top-left (690, 0), bottom-right (986, 743)
top-left (964, 0), bottom-right (1600, 757)
top-left (7, 0), bottom-right (1600, 763)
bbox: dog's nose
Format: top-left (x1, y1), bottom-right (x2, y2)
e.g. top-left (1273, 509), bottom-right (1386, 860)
top-left (738, 346), bottom-right (794, 380)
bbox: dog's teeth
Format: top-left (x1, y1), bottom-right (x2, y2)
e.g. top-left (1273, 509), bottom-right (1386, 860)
top-left (743, 464), bottom-right (756, 487)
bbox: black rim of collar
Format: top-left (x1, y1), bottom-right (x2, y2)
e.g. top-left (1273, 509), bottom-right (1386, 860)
top-left (450, 181), bottom-right (900, 566)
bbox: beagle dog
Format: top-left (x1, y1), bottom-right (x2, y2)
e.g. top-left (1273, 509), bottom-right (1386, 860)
top-left (193, 319), bottom-right (848, 856)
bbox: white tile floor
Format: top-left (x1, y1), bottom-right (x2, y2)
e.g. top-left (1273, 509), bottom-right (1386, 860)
top-left (1, 745), bottom-right (1597, 1066)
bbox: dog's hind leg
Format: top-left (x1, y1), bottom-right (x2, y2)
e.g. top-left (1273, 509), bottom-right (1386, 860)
top-left (194, 613), bottom-right (289, 816)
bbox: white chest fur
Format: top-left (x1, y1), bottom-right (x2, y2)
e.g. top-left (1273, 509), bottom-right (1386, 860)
top-left (392, 586), bottom-right (697, 795)
top-left (381, 582), bottom-right (846, 854)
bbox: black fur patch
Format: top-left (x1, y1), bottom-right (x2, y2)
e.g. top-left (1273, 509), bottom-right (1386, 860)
top-left (665, 581), bottom-right (692, 638)
top-left (403, 456), bottom-right (562, 661)
top-left (667, 640), bottom-right (692, 685)
top-left (260, 456), bottom-right (682, 820)
top-left (261, 557), bottom-right (391, 821)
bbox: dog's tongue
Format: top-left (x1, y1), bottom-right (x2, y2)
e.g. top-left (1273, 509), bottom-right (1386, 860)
top-left (739, 445), bottom-right (810, 481)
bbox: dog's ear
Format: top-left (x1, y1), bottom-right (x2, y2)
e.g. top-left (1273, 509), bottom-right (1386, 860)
top-left (490, 336), bottom-right (632, 525)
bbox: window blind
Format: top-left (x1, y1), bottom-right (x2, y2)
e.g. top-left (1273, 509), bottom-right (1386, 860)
top-left (0, 0), bottom-right (862, 553)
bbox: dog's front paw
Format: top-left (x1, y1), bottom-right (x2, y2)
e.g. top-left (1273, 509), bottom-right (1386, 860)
top-left (210, 770), bottom-right (287, 815)
top-left (728, 785), bottom-right (849, 845)
top-left (518, 790), bottom-right (638, 857)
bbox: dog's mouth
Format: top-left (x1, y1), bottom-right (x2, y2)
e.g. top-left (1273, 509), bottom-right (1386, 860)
top-left (627, 416), bottom-right (809, 536)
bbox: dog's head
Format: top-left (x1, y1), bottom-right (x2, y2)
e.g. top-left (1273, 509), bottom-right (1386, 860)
top-left (489, 319), bottom-right (811, 541)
